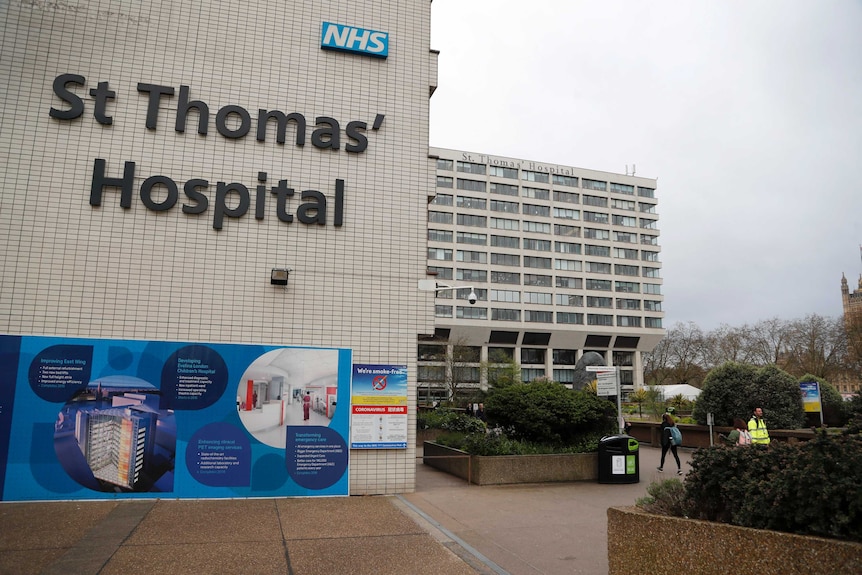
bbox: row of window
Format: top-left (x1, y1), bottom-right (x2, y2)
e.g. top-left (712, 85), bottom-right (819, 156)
top-left (418, 365), bottom-right (636, 385)
top-left (433, 185), bottom-right (657, 214)
top-left (436, 159), bottom-right (655, 198)
top-left (435, 289), bottom-right (661, 310)
top-left (428, 210), bottom-right (659, 230)
top-left (432, 305), bottom-right (662, 327)
top-left (418, 345), bottom-right (636, 367)
top-left (428, 246), bottom-right (660, 264)
top-left (426, 267), bottom-right (663, 294)
top-left (428, 228), bottom-right (659, 246)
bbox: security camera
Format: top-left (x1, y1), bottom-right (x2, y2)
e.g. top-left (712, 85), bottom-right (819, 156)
top-left (467, 290), bottom-right (478, 305)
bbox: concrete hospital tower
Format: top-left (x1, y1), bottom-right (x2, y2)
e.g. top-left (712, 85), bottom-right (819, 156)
top-left (1, 0), bottom-right (664, 495)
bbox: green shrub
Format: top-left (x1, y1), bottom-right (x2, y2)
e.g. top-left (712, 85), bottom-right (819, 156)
top-left (636, 478), bottom-right (689, 517)
top-left (418, 409), bottom-right (486, 434)
top-left (484, 382), bottom-right (617, 445)
top-left (683, 431), bottom-right (862, 541)
top-left (434, 431), bottom-right (603, 456)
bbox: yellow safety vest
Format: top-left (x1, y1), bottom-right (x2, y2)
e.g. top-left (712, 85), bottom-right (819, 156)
top-left (748, 417), bottom-right (770, 445)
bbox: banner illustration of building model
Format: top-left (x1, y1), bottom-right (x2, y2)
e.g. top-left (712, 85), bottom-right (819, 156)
top-left (350, 364), bottom-right (407, 448)
top-left (0, 335), bottom-right (351, 501)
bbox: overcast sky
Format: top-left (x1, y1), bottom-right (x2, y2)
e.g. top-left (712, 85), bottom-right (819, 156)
top-left (429, 1), bottom-right (862, 331)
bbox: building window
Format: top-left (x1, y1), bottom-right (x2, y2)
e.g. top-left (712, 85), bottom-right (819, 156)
top-left (418, 344), bottom-right (446, 361)
top-left (457, 306), bottom-right (488, 319)
top-left (521, 348), bottom-right (546, 364)
top-left (554, 369), bottom-right (575, 383)
top-left (555, 259), bottom-right (581, 271)
top-left (490, 289), bottom-right (520, 303)
top-left (457, 289), bottom-right (487, 303)
top-left (524, 256), bottom-right (552, 269)
top-left (521, 171), bottom-right (550, 184)
top-left (641, 234), bottom-right (659, 246)
top-left (614, 231), bottom-right (636, 243)
top-left (610, 183), bottom-right (634, 195)
top-left (457, 179), bottom-right (486, 192)
top-left (525, 310), bottom-right (553, 323)
top-left (428, 248), bottom-right (452, 261)
top-left (491, 182), bottom-right (519, 196)
top-left (522, 186), bottom-right (550, 200)
top-left (615, 264), bottom-right (639, 276)
top-left (640, 218), bottom-right (658, 229)
top-left (457, 214), bottom-right (487, 227)
top-left (457, 196), bottom-right (486, 209)
top-left (583, 179), bottom-right (607, 191)
top-left (523, 203), bottom-right (551, 217)
top-left (612, 215), bottom-right (637, 227)
top-left (584, 228), bottom-right (610, 240)
top-left (428, 229), bottom-right (452, 242)
top-left (490, 165), bottom-right (518, 179)
top-left (491, 252), bottom-right (519, 266)
top-left (639, 203), bottom-right (657, 214)
top-left (583, 195), bottom-right (607, 208)
top-left (586, 261), bottom-right (611, 274)
top-left (620, 370), bottom-right (634, 385)
top-left (552, 175), bottom-right (578, 187)
top-left (616, 298), bottom-right (641, 310)
top-left (434, 305), bottom-right (453, 318)
top-left (436, 158), bottom-right (453, 171)
top-left (491, 308), bottom-right (520, 321)
top-left (643, 283), bottom-right (662, 295)
top-left (587, 296), bottom-right (613, 308)
top-left (430, 193), bottom-right (452, 206)
top-left (427, 266), bottom-right (452, 280)
top-left (553, 190), bottom-right (579, 204)
top-left (524, 274), bottom-right (552, 286)
top-left (490, 235), bottom-right (519, 248)
top-left (613, 351), bottom-right (634, 366)
top-left (554, 224), bottom-right (581, 237)
top-left (457, 160), bottom-right (486, 175)
top-left (585, 244), bottom-right (610, 257)
top-left (642, 251), bottom-right (660, 262)
top-left (491, 271), bottom-right (520, 284)
top-left (611, 199), bottom-right (636, 211)
top-left (490, 199), bottom-right (519, 213)
top-left (557, 312), bottom-right (584, 324)
top-left (553, 207), bottom-right (580, 220)
top-left (556, 276), bottom-right (582, 289)
top-left (586, 279), bottom-right (612, 291)
top-left (428, 211), bottom-right (453, 224)
top-left (521, 368), bottom-right (546, 382)
top-left (643, 267), bottom-right (661, 278)
top-left (614, 248), bottom-right (639, 260)
top-left (644, 300), bottom-right (662, 311)
top-left (556, 294), bottom-right (583, 307)
top-left (490, 217), bottom-right (519, 231)
top-left (525, 291), bottom-right (552, 305)
top-left (457, 231), bottom-right (487, 245)
top-left (488, 347), bottom-right (515, 360)
top-left (615, 281), bottom-right (640, 293)
top-left (523, 221), bottom-right (551, 234)
top-left (457, 250), bottom-right (487, 264)
top-left (524, 238), bottom-right (551, 251)
top-left (645, 317), bottom-right (663, 328)
top-left (436, 176), bottom-right (453, 188)
top-left (554, 241), bottom-right (581, 254)
top-left (638, 186), bottom-right (655, 198)
top-left (584, 211), bottom-right (609, 224)
top-left (457, 269), bottom-right (487, 282)
top-left (418, 365), bottom-right (445, 381)
top-left (587, 314), bottom-right (613, 326)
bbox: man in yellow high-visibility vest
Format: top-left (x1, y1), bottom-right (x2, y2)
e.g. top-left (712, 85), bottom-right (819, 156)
top-left (748, 407), bottom-right (770, 445)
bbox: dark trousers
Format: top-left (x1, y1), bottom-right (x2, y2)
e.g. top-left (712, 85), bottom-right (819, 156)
top-left (660, 443), bottom-right (681, 469)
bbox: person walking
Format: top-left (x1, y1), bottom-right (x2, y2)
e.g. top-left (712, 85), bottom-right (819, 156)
top-left (748, 407), bottom-right (770, 445)
top-left (302, 391), bottom-right (311, 421)
top-left (657, 412), bottom-right (682, 475)
top-left (725, 418), bottom-right (752, 446)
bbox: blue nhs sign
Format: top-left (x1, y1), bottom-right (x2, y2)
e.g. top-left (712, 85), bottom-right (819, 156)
top-left (320, 22), bottom-right (388, 58)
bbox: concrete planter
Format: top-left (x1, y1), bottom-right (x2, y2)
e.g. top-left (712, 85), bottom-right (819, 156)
top-left (607, 506), bottom-right (862, 575)
top-left (423, 441), bottom-right (597, 485)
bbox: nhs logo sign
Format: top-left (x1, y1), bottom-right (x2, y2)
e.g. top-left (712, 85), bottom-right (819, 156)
top-left (321, 22), bottom-right (389, 58)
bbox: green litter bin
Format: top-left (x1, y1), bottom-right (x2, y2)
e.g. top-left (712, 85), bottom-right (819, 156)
top-left (597, 434), bottom-right (639, 484)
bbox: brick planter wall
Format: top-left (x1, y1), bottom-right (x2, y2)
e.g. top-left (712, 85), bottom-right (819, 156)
top-left (607, 506), bottom-right (862, 575)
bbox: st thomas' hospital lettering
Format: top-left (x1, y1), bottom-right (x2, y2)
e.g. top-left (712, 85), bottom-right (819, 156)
top-left (460, 152), bottom-right (580, 177)
top-left (49, 73), bottom-right (387, 230)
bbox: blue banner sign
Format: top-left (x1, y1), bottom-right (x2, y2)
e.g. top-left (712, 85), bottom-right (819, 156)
top-left (321, 22), bottom-right (389, 58)
top-left (0, 335), bottom-right (351, 501)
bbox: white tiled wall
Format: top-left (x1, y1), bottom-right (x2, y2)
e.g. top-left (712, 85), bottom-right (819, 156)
top-left (0, 0), bottom-right (434, 494)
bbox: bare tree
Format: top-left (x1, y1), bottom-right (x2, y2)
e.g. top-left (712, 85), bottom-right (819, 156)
top-left (444, 337), bottom-right (481, 403)
top-left (749, 317), bottom-right (791, 366)
top-left (702, 323), bottom-right (760, 368)
top-left (781, 314), bottom-right (847, 380)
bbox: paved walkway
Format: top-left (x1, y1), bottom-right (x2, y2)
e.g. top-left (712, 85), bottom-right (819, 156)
top-left (0, 446), bottom-right (691, 575)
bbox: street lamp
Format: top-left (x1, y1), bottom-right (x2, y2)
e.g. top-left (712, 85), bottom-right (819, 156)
top-left (417, 279), bottom-right (478, 304)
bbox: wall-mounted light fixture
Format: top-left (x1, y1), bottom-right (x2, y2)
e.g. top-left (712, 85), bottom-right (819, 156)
top-left (271, 268), bottom-right (291, 286)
